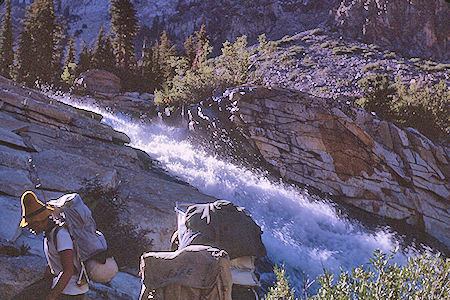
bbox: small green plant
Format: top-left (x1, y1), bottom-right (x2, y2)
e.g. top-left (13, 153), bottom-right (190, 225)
top-left (265, 265), bottom-right (297, 300)
top-left (369, 44), bottom-right (381, 51)
top-left (416, 61), bottom-right (450, 72)
top-left (310, 28), bottom-right (323, 36)
top-left (363, 51), bottom-right (376, 58)
top-left (302, 56), bottom-right (315, 67)
top-left (276, 34), bottom-right (300, 46)
top-left (362, 62), bottom-right (382, 72)
top-left (332, 45), bottom-right (363, 55)
top-left (383, 52), bottom-right (396, 59)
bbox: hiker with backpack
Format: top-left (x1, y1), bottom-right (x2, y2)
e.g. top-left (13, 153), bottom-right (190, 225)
top-left (14, 190), bottom-right (119, 300)
top-left (15, 191), bottom-right (89, 300)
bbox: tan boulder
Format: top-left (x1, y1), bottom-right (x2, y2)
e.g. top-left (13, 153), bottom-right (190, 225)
top-left (74, 69), bottom-right (121, 95)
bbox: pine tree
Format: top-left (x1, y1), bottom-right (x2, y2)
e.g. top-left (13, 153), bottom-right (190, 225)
top-left (15, 29), bottom-right (34, 86)
top-left (91, 26), bottom-right (115, 72)
top-left (16, 0), bottom-right (59, 86)
top-left (61, 34), bottom-right (77, 86)
top-left (0, 0), bottom-right (14, 79)
top-left (138, 38), bottom-right (157, 92)
top-left (75, 40), bottom-right (91, 76)
top-left (109, 0), bottom-right (138, 70)
top-left (63, 34), bottom-right (76, 69)
top-left (152, 31), bottom-right (177, 86)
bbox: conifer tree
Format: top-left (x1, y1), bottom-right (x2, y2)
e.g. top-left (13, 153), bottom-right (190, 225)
top-left (53, 19), bottom-right (67, 86)
top-left (138, 38), bottom-right (157, 92)
top-left (61, 34), bottom-right (77, 86)
top-left (91, 26), bottom-right (115, 72)
top-left (152, 31), bottom-right (177, 87)
top-left (183, 24), bottom-right (210, 70)
top-left (0, 0), bottom-right (14, 79)
top-left (15, 29), bottom-right (34, 86)
top-left (16, 0), bottom-right (59, 86)
top-left (109, 0), bottom-right (138, 70)
top-left (75, 40), bottom-right (91, 76)
top-left (63, 34), bottom-right (76, 69)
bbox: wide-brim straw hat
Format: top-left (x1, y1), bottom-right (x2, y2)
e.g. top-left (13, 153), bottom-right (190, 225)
top-left (19, 191), bottom-right (54, 227)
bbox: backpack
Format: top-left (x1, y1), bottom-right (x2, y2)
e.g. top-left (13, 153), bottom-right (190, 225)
top-left (48, 193), bottom-right (118, 284)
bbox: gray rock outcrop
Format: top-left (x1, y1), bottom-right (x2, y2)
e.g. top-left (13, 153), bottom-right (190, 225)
top-left (333, 0), bottom-right (449, 61)
top-left (228, 86), bottom-right (449, 246)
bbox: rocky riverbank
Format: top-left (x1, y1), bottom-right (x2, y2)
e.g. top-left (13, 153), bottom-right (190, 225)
top-left (0, 75), bottom-right (216, 299)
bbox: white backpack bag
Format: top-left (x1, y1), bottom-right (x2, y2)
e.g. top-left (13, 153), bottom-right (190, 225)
top-left (48, 193), bottom-right (118, 284)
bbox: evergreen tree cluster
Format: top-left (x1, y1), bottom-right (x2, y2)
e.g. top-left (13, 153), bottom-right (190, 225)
top-left (0, 0), bottom-right (266, 96)
top-left (0, 0), bottom-right (171, 92)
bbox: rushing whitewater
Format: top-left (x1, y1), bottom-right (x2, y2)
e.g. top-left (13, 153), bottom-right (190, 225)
top-left (54, 94), bottom-right (412, 292)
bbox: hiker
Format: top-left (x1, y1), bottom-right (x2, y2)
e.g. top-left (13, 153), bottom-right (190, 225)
top-left (16, 191), bottom-right (89, 300)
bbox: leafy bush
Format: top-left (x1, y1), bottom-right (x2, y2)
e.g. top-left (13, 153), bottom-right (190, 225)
top-left (416, 61), bottom-right (450, 72)
top-left (362, 62), bottom-right (382, 72)
top-left (156, 34), bottom-right (286, 106)
top-left (265, 250), bottom-right (449, 299)
top-left (312, 250), bottom-right (449, 300)
top-left (356, 74), bottom-right (449, 139)
top-left (310, 28), bottom-right (323, 36)
top-left (383, 52), bottom-right (396, 59)
top-left (265, 265), bottom-right (297, 300)
top-left (363, 51), bottom-right (376, 58)
top-left (332, 45), bottom-right (364, 55)
top-left (79, 178), bottom-right (153, 269)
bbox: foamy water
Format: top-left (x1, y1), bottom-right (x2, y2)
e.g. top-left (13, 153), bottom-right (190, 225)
top-left (53, 94), bottom-right (413, 292)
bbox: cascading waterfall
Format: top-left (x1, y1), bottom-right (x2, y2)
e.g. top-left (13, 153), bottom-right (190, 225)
top-left (55, 95), bottom-right (415, 293)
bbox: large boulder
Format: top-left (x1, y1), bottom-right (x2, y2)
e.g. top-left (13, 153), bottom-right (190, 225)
top-left (74, 69), bottom-right (121, 95)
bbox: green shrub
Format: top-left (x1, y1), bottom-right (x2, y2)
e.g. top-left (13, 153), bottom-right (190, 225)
top-left (369, 44), bottom-right (381, 51)
top-left (312, 250), bottom-right (449, 300)
top-left (265, 250), bottom-right (449, 299)
top-left (363, 51), bottom-right (376, 58)
top-left (79, 178), bottom-right (153, 269)
top-left (362, 62), bottom-right (382, 72)
top-left (383, 52), bottom-right (396, 59)
top-left (332, 45), bottom-right (364, 55)
top-left (265, 265), bottom-right (297, 300)
top-left (416, 61), bottom-right (450, 72)
top-left (155, 34), bottom-right (295, 106)
top-left (276, 34), bottom-right (300, 46)
top-left (320, 41), bottom-right (339, 49)
top-left (356, 74), bottom-right (449, 139)
top-left (310, 28), bottom-right (323, 36)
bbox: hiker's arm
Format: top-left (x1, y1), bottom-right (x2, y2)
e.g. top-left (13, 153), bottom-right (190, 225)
top-left (47, 249), bottom-right (74, 300)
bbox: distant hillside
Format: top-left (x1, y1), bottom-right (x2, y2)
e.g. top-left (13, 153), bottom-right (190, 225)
top-left (3, 0), bottom-right (448, 60)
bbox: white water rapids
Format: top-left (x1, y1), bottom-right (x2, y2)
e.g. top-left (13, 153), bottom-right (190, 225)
top-left (55, 94), bottom-right (417, 293)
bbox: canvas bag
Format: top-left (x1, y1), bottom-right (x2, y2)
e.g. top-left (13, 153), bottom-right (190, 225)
top-left (48, 193), bottom-right (118, 284)
top-left (140, 245), bottom-right (232, 300)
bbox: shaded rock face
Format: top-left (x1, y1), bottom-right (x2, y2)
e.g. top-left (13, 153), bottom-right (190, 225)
top-left (228, 86), bottom-right (449, 246)
top-left (333, 0), bottom-right (449, 61)
top-left (74, 69), bottom-right (122, 95)
top-left (0, 75), bottom-right (215, 297)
